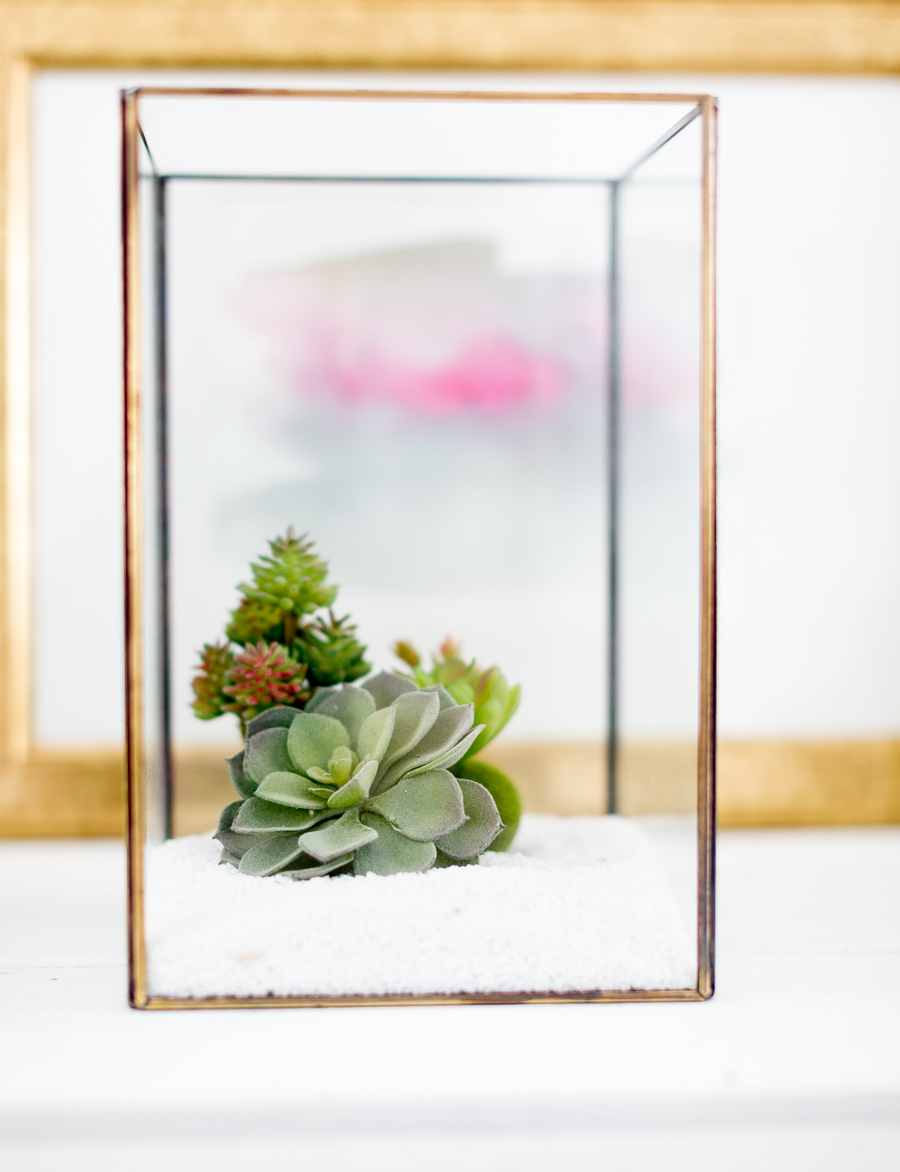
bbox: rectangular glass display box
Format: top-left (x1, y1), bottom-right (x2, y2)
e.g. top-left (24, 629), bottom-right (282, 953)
top-left (123, 87), bottom-right (716, 1009)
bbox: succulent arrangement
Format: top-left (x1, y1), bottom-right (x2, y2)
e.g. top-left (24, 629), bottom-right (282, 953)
top-left (195, 530), bottom-right (522, 879)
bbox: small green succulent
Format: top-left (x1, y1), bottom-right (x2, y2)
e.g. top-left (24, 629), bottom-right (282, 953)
top-left (215, 671), bottom-right (504, 879)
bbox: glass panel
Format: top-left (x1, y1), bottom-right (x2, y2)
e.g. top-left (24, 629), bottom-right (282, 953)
top-left (617, 116), bottom-right (703, 932)
top-left (131, 91), bottom-right (707, 1002)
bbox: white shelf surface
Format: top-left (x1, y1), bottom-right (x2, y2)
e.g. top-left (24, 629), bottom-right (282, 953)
top-left (1, 827), bottom-right (898, 1170)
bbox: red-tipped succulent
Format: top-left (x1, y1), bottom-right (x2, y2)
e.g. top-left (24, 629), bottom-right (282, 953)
top-left (221, 642), bottom-right (311, 725)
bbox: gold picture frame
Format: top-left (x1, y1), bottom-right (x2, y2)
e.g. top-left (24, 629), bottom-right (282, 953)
top-left (2, 2), bottom-right (899, 840)
top-left (123, 85), bottom-right (716, 1008)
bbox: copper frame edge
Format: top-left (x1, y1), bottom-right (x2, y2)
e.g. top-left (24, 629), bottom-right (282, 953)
top-left (697, 95), bottom-right (717, 1002)
top-left (123, 87), bottom-right (716, 1010)
top-left (141, 988), bottom-right (708, 1010)
top-left (129, 87), bottom-right (711, 102)
top-left (122, 90), bottom-right (148, 1010)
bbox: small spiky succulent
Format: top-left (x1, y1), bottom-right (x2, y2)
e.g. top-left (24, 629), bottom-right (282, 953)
top-left (295, 611), bottom-right (371, 685)
top-left (215, 671), bottom-right (503, 878)
top-left (238, 527), bottom-right (336, 644)
top-left (192, 530), bottom-right (370, 729)
top-left (221, 642), bottom-right (311, 722)
top-left (191, 643), bottom-right (235, 721)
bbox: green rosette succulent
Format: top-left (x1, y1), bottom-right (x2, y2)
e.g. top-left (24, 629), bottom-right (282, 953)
top-left (214, 671), bottom-right (504, 879)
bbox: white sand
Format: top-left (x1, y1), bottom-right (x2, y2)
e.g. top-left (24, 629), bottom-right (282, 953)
top-left (145, 814), bottom-right (696, 999)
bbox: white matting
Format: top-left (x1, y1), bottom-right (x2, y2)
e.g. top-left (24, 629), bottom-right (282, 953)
top-left (144, 814), bottom-right (696, 998)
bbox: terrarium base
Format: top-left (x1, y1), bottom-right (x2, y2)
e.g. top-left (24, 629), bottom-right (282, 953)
top-left (145, 815), bottom-right (695, 999)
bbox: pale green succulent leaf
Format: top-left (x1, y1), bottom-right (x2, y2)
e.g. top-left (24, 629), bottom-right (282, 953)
top-left (326, 758), bottom-right (378, 809)
top-left (287, 712), bottom-right (350, 774)
top-left (245, 706), bottom-right (301, 738)
top-left (219, 847), bottom-right (241, 868)
top-left (305, 686), bottom-right (341, 713)
top-left (504, 684), bottom-right (522, 726)
top-left (255, 771), bottom-right (331, 809)
top-left (453, 759), bottom-right (521, 851)
top-left (401, 722), bottom-right (484, 778)
top-left (447, 680), bottom-right (475, 705)
top-left (238, 834), bottom-right (309, 877)
top-left (356, 705), bottom-right (395, 764)
top-left (362, 670), bottom-right (418, 710)
top-left (327, 744), bottom-right (357, 784)
top-left (353, 814), bottom-right (437, 875)
top-left (244, 727), bottom-right (294, 786)
top-left (376, 704), bottom-right (475, 790)
top-left (477, 697), bottom-right (505, 740)
top-left (365, 768), bottom-right (465, 842)
top-left (298, 808), bottom-right (379, 863)
top-left (312, 685), bottom-right (375, 746)
top-left (434, 778), bottom-right (503, 859)
top-left (421, 684), bottom-right (458, 710)
top-left (372, 690), bottom-right (440, 792)
top-left (214, 799), bottom-right (275, 857)
top-left (226, 750), bottom-right (256, 799)
top-left (432, 849), bottom-right (478, 869)
top-left (232, 797), bottom-right (333, 833)
top-left (306, 766), bottom-right (334, 783)
top-left (281, 852), bottom-right (356, 880)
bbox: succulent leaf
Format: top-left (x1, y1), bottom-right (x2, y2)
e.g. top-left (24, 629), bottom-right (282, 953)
top-left (245, 706), bottom-right (303, 738)
top-left (375, 703), bottom-right (475, 790)
top-left (255, 771), bottom-right (333, 810)
top-left (226, 750), bottom-right (256, 799)
top-left (232, 797), bottom-right (333, 834)
top-left (400, 723), bottom-right (485, 779)
top-left (214, 800), bottom-right (275, 858)
top-left (365, 768), bottom-right (466, 842)
top-left (434, 778), bottom-right (503, 860)
top-left (312, 684), bottom-right (376, 746)
top-left (244, 727), bottom-right (294, 787)
top-left (452, 759), bottom-right (521, 851)
top-left (297, 809), bottom-right (379, 863)
top-left (305, 686), bottom-right (340, 713)
top-left (239, 834), bottom-right (310, 877)
top-left (373, 690), bottom-right (441, 789)
top-left (281, 853), bottom-right (356, 880)
top-left (286, 712), bottom-right (350, 775)
top-left (326, 758), bottom-right (378, 808)
top-left (363, 670), bottom-right (418, 710)
top-left (421, 683), bottom-right (458, 710)
top-left (354, 814), bottom-right (437, 876)
top-left (356, 705), bottom-right (396, 764)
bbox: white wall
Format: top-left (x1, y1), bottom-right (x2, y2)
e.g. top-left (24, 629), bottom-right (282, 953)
top-left (31, 71), bottom-right (900, 745)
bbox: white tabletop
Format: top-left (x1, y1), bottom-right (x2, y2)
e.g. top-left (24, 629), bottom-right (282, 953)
top-left (1, 827), bottom-right (898, 1170)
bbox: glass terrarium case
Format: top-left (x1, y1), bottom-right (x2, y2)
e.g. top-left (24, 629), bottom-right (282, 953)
top-left (123, 87), bottom-right (716, 1008)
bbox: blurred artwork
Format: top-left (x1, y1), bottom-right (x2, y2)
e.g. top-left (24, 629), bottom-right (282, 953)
top-left (235, 240), bottom-right (602, 418)
top-left (222, 240), bottom-right (609, 601)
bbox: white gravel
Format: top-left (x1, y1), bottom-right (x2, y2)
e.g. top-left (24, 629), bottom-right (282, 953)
top-left (145, 814), bottom-right (696, 999)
